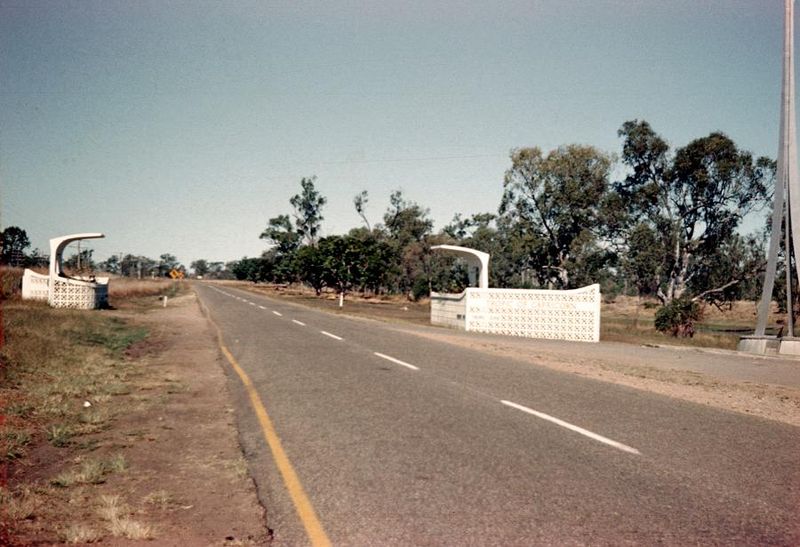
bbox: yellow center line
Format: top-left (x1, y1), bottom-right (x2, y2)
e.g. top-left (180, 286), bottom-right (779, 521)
top-left (206, 309), bottom-right (331, 547)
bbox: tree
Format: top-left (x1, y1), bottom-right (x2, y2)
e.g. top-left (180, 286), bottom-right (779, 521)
top-left (260, 214), bottom-right (301, 255)
top-left (318, 236), bottom-right (360, 305)
top-left (159, 254), bottom-right (180, 277)
top-left (207, 261), bottom-right (227, 279)
top-left (616, 120), bottom-right (773, 304)
top-left (98, 255), bottom-right (121, 274)
top-left (499, 145), bottom-right (613, 288)
top-left (119, 254), bottom-right (157, 278)
top-left (231, 257), bottom-right (263, 282)
top-left (290, 176), bottom-right (327, 246)
top-left (383, 190), bottom-right (433, 249)
top-left (295, 245), bottom-right (327, 295)
top-left (64, 249), bottom-right (95, 273)
top-left (353, 190), bottom-right (371, 231)
top-left (1, 226), bottom-right (30, 266)
top-left (382, 190), bottom-right (434, 294)
top-left (191, 259), bottom-right (210, 277)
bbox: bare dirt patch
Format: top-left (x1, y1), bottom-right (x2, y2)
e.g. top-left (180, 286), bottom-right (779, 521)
top-left (3, 292), bottom-right (268, 545)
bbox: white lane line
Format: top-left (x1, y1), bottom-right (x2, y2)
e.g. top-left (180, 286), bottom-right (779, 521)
top-left (292, 319), bottom-right (306, 326)
top-left (249, 302), bottom-right (256, 306)
top-left (273, 311), bottom-right (283, 317)
top-left (320, 330), bottom-right (343, 341)
top-left (259, 305), bottom-right (267, 310)
top-left (374, 352), bottom-right (419, 371)
top-left (500, 400), bottom-right (641, 455)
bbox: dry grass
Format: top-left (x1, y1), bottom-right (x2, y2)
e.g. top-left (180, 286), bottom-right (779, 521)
top-left (0, 302), bottom-right (147, 464)
top-left (0, 295), bottom-right (158, 542)
top-left (601, 296), bottom-right (782, 349)
top-left (97, 495), bottom-right (154, 540)
top-left (0, 486), bottom-right (42, 521)
top-left (61, 524), bottom-right (103, 544)
top-left (107, 277), bottom-right (182, 300)
top-left (143, 489), bottom-right (175, 508)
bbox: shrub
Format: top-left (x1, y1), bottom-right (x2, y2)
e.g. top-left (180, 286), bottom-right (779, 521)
top-left (654, 298), bottom-right (702, 337)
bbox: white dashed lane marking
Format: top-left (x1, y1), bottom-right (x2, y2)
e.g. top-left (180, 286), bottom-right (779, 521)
top-left (501, 400), bottom-right (641, 455)
top-left (374, 352), bottom-right (419, 371)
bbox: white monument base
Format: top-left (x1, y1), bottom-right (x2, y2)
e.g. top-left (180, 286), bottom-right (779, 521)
top-left (738, 335), bottom-right (780, 355)
top-left (778, 337), bottom-right (800, 356)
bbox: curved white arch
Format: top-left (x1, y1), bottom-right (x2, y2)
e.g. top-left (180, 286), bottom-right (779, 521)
top-left (431, 244), bottom-right (490, 289)
top-left (50, 233), bottom-right (105, 279)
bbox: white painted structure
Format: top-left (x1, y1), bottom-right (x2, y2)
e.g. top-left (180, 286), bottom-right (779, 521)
top-left (21, 233), bottom-right (109, 309)
top-left (431, 244), bottom-right (489, 289)
top-left (431, 285), bottom-right (601, 342)
top-left (430, 244), bottom-right (601, 342)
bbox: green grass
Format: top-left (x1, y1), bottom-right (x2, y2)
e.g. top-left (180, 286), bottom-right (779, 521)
top-left (72, 317), bottom-right (148, 356)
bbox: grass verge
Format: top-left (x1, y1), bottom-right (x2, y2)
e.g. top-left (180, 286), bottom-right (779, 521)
top-left (0, 278), bottom-right (184, 544)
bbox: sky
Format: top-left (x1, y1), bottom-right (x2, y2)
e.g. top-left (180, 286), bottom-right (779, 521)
top-left (0, 0), bottom-right (790, 268)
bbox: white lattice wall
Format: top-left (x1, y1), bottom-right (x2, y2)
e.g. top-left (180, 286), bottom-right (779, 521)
top-left (49, 278), bottom-right (109, 309)
top-left (431, 284), bottom-right (601, 342)
top-left (22, 270), bottom-right (50, 301)
top-left (430, 290), bottom-right (467, 329)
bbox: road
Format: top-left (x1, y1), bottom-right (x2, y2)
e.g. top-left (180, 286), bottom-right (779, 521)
top-left (195, 283), bottom-right (800, 545)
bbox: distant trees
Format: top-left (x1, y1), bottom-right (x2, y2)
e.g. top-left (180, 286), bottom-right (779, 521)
top-left (1, 226), bottom-right (31, 266)
top-left (159, 254), bottom-right (180, 277)
top-left (63, 248), bottom-right (95, 273)
top-left (191, 259), bottom-right (210, 277)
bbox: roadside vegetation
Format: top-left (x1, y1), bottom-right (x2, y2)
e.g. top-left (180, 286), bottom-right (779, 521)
top-left (0, 271), bottom-right (180, 544)
top-left (200, 120), bottom-right (782, 339)
top-left (1, 119), bottom-right (786, 340)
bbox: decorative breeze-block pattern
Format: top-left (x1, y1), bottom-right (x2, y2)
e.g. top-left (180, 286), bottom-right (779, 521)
top-left (49, 279), bottom-right (108, 309)
top-left (430, 284), bottom-right (601, 342)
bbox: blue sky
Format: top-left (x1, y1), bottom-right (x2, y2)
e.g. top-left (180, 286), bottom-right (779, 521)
top-left (0, 0), bottom-right (788, 266)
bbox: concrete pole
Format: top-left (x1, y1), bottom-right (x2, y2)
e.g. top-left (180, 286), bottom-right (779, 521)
top-left (755, 0), bottom-right (797, 336)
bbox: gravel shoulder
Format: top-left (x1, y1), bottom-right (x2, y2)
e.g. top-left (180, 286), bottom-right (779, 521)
top-left (109, 292), bottom-right (269, 545)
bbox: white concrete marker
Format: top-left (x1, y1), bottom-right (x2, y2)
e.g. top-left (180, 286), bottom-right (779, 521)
top-left (320, 331), bottom-right (343, 341)
top-left (374, 352), bottom-right (419, 371)
top-left (501, 400), bottom-right (641, 455)
top-left (292, 320), bottom-right (306, 326)
top-left (273, 311), bottom-right (283, 317)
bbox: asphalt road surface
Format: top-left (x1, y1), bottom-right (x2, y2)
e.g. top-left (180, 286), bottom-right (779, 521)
top-left (196, 283), bottom-right (800, 546)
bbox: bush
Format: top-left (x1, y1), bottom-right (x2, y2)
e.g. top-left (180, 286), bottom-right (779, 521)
top-left (654, 298), bottom-right (702, 337)
top-left (0, 267), bottom-right (23, 299)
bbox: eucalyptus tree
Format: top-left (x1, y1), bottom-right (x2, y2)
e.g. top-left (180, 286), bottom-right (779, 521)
top-left (382, 190), bottom-right (434, 294)
top-left (616, 120), bottom-right (773, 304)
top-left (290, 176), bottom-right (327, 246)
top-left (499, 145), bottom-right (613, 289)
